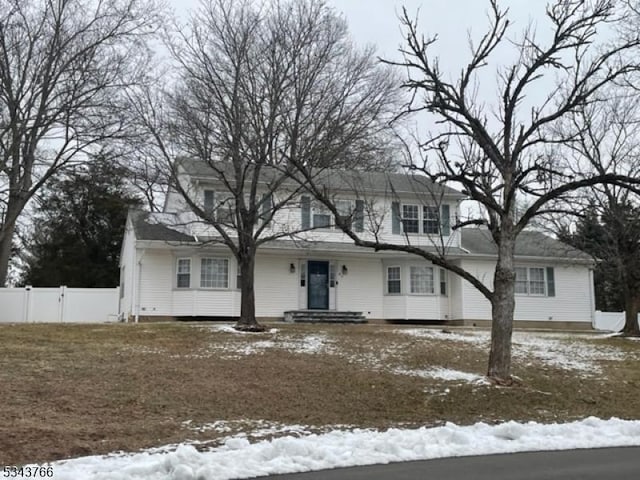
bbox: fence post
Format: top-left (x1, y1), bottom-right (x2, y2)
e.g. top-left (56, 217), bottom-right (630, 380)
top-left (24, 286), bottom-right (32, 323)
top-left (58, 286), bottom-right (66, 323)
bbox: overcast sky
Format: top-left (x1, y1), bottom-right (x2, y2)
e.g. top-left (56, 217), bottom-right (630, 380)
top-left (170, 1), bottom-right (546, 65)
top-left (168, 1), bottom-right (558, 120)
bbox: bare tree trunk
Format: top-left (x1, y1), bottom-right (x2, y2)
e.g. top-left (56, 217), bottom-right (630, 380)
top-left (488, 235), bottom-right (516, 383)
top-left (0, 208), bottom-right (19, 286)
top-left (0, 226), bottom-right (14, 286)
top-left (622, 290), bottom-right (640, 337)
top-left (234, 251), bottom-right (265, 332)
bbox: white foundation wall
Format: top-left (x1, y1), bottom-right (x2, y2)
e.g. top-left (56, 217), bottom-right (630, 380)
top-left (459, 259), bottom-right (594, 323)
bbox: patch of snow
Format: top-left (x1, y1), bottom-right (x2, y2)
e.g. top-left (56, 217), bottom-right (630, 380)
top-left (182, 419), bottom-right (315, 439)
top-left (47, 417), bottom-right (640, 480)
top-left (512, 332), bottom-right (629, 375)
top-left (394, 328), bottom-right (489, 345)
top-left (395, 367), bottom-right (488, 384)
top-left (205, 324), bottom-right (279, 335)
top-left (394, 328), bottom-right (636, 376)
top-left (201, 332), bottom-right (335, 359)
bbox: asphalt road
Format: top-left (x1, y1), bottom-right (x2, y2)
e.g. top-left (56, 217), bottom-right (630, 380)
top-left (267, 447), bottom-right (640, 479)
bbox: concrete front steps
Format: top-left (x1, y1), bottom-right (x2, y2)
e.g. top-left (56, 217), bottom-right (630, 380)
top-left (283, 310), bottom-right (367, 324)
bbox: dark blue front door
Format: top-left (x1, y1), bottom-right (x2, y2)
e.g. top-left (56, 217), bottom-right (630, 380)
top-left (308, 261), bottom-right (329, 310)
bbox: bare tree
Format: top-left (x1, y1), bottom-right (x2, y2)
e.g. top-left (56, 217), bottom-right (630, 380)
top-left (130, 0), bottom-right (400, 331)
top-left (0, 0), bottom-right (162, 285)
top-left (293, 0), bottom-right (640, 382)
top-left (550, 94), bottom-right (640, 336)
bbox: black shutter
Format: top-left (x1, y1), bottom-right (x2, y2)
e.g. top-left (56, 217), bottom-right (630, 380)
top-left (392, 201), bottom-right (401, 234)
top-left (261, 193), bottom-right (273, 218)
top-left (441, 204), bottom-right (450, 236)
top-left (204, 190), bottom-right (215, 217)
top-left (546, 267), bottom-right (555, 297)
top-left (301, 196), bottom-right (311, 229)
top-left (355, 199), bottom-right (364, 232)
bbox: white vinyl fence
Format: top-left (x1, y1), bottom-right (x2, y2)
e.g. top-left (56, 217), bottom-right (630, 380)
top-left (0, 286), bottom-right (120, 323)
top-left (593, 310), bottom-right (640, 332)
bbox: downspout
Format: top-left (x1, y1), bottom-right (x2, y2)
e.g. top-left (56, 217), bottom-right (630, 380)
top-left (134, 249), bottom-right (146, 324)
top-left (588, 267), bottom-right (596, 328)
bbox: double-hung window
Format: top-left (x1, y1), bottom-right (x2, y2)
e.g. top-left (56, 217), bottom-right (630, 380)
top-left (177, 258), bottom-right (191, 288)
top-left (200, 258), bottom-right (229, 288)
top-left (313, 203), bottom-right (331, 228)
top-left (515, 266), bottom-right (550, 296)
top-left (335, 200), bottom-right (353, 228)
top-left (514, 267), bottom-right (529, 294)
top-left (528, 268), bottom-right (546, 295)
top-left (423, 206), bottom-right (440, 234)
top-left (439, 268), bottom-right (447, 296)
top-left (398, 204), bottom-right (445, 235)
top-left (387, 266), bottom-right (401, 294)
top-left (410, 266), bottom-right (434, 294)
top-left (217, 197), bottom-right (235, 225)
top-left (402, 205), bottom-right (419, 233)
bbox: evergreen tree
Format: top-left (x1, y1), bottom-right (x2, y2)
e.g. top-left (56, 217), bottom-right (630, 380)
top-left (21, 161), bottom-right (141, 287)
top-left (559, 202), bottom-right (640, 336)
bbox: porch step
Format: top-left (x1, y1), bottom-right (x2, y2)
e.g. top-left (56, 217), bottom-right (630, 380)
top-left (283, 310), bottom-right (367, 324)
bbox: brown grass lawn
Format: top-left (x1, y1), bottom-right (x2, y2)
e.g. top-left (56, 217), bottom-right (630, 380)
top-left (1, 322), bottom-right (639, 466)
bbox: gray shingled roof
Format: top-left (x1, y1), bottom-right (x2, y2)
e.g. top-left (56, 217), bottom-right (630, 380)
top-left (129, 210), bottom-right (195, 242)
top-left (130, 209), bottom-right (591, 262)
top-left (178, 158), bottom-right (463, 198)
top-left (460, 228), bottom-right (593, 261)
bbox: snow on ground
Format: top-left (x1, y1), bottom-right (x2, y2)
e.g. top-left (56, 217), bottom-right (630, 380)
top-left (207, 334), bottom-right (334, 358)
top-left (511, 331), bottom-right (628, 375)
top-left (205, 325), bottom-right (280, 335)
top-left (124, 324), bottom-right (637, 380)
top-left (199, 325), bottom-right (335, 358)
top-left (394, 367), bottom-right (488, 384)
top-left (44, 417), bottom-right (640, 480)
top-left (181, 419), bottom-right (315, 438)
top-left (395, 327), bottom-right (489, 345)
top-left (397, 327), bottom-right (635, 376)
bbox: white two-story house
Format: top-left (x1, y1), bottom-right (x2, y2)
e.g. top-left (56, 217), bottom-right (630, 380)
top-left (119, 160), bottom-right (596, 328)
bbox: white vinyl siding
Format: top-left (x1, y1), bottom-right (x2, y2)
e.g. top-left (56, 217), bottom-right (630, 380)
top-left (410, 266), bottom-right (434, 294)
top-left (200, 258), bottom-right (229, 288)
top-left (458, 259), bottom-right (592, 323)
